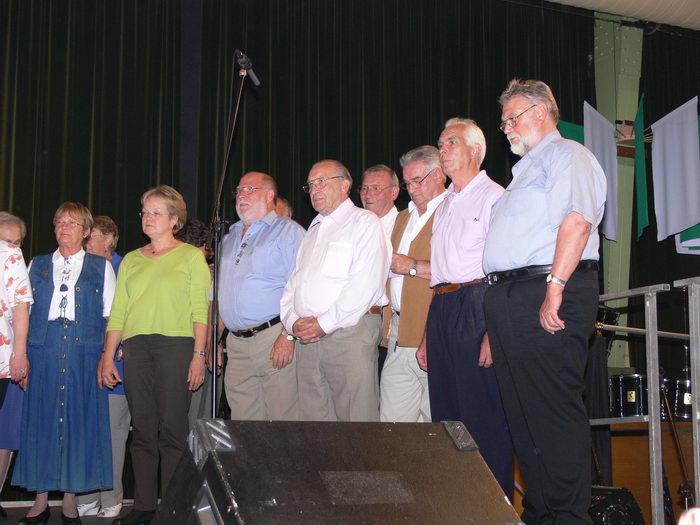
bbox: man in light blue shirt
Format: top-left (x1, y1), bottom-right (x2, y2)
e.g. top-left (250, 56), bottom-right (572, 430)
top-left (218, 171), bottom-right (305, 420)
top-left (483, 79), bottom-right (606, 525)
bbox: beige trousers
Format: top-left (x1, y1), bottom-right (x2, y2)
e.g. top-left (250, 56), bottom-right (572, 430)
top-left (225, 323), bottom-right (299, 420)
top-left (296, 313), bottom-right (381, 422)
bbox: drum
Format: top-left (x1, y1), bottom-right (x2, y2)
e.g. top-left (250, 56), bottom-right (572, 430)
top-left (608, 375), bottom-right (623, 417)
top-left (622, 374), bottom-right (647, 417)
top-left (674, 379), bottom-right (692, 420)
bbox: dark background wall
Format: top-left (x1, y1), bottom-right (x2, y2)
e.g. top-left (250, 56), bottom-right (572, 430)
top-left (1, 0), bottom-right (595, 257)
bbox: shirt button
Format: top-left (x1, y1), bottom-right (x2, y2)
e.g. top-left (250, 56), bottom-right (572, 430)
top-left (75, 337), bottom-right (80, 341)
top-left (61, 354), bottom-right (66, 358)
top-left (63, 336), bottom-right (67, 340)
top-left (75, 320), bottom-right (80, 325)
top-left (59, 385), bottom-right (65, 390)
top-left (75, 303), bottom-right (80, 307)
top-left (60, 368), bottom-right (66, 373)
top-left (75, 287), bottom-right (80, 291)
top-left (58, 436), bottom-right (63, 441)
top-left (59, 402), bottom-right (64, 406)
top-left (59, 418), bottom-right (64, 422)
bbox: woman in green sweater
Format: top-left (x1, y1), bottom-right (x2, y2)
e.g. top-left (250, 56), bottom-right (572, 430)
top-left (98, 185), bottom-right (211, 525)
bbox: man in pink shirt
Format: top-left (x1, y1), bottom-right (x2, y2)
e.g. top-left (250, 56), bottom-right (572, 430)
top-left (416, 118), bottom-right (514, 500)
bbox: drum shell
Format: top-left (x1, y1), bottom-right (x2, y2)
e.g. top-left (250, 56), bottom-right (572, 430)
top-left (621, 374), bottom-right (647, 417)
top-left (674, 379), bottom-right (692, 420)
top-left (609, 375), bottom-right (623, 417)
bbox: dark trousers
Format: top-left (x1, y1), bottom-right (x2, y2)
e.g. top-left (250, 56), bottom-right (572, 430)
top-left (427, 282), bottom-right (514, 501)
top-left (485, 270), bottom-right (598, 525)
top-left (123, 334), bottom-right (193, 511)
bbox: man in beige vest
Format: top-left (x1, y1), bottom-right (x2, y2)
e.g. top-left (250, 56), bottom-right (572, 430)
top-left (380, 146), bottom-right (447, 422)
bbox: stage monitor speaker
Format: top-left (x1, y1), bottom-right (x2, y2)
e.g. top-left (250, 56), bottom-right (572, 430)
top-left (154, 419), bottom-right (523, 525)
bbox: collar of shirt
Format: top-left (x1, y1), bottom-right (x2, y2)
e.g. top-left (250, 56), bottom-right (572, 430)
top-left (512, 130), bottom-right (561, 178)
top-left (408, 189), bottom-right (448, 215)
top-left (445, 170), bottom-right (487, 201)
top-left (52, 248), bottom-right (86, 264)
top-left (309, 197), bottom-right (355, 229)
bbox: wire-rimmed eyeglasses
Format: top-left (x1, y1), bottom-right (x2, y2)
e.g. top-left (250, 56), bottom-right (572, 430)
top-left (233, 186), bottom-right (263, 197)
top-left (499, 104), bottom-right (537, 131)
top-left (302, 175), bottom-right (346, 193)
top-left (400, 168), bottom-right (436, 190)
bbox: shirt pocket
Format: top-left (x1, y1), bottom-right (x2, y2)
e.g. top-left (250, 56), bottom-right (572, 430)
top-left (321, 241), bottom-right (353, 279)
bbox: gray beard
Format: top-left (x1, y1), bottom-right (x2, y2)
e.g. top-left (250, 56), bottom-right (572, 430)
top-left (510, 141), bottom-right (527, 157)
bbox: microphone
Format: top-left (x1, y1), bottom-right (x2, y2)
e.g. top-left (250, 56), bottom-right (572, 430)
top-left (234, 49), bottom-right (261, 87)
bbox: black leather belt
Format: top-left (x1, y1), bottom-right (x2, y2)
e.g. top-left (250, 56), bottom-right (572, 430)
top-left (231, 316), bottom-right (281, 338)
top-left (487, 260), bottom-right (598, 285)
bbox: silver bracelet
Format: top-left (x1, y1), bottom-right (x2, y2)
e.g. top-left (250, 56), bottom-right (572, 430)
top-left (193, 350), bottom-right (206, 356)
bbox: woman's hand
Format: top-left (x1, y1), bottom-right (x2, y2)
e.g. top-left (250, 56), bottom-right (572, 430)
top-left (99, 354), bottom-right (122, 389)
top-left (9, 352), bottom-right (29, 387)
top-left (188, 353), bottom-right (206, 391)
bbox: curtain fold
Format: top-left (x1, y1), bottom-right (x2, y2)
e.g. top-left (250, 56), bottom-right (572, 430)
top-left (0, 0), bottom-right (181, 258)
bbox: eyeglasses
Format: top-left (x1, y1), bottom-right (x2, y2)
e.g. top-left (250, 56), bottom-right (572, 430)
top-left (302, 175), bottom-right (346, 193)
top-left (499, 104), bottom-right (537, 131)
top-left (139, 210), bottom-right (169, 218)
top-left (233, 186), bottom-right (263, 197)
top-left (400, 169), bottom-right (436, 190)
top-left (55, 220), bottom-right (83, 229)
top-left (357, 184), bottom-right (396, 194)
top-left (88, 233), bottom-right (107, 240)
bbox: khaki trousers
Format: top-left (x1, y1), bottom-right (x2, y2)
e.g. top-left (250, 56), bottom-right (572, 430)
top-left (296, 313), bottom-right (381, 422)
top-left (225, 323), bottom-right (299, 420)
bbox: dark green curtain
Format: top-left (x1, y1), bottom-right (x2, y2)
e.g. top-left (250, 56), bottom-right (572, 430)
top-left (0, 0), bottom-right (594, 257)
top-left (198, 0), bottom-right (595, 228)
top-left (0, 0), bottom-right (180, 260)
top-left (628, 26), bottom-right (700, 377)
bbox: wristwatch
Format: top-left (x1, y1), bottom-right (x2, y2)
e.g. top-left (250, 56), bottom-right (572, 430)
top-left (281, 331), bottom-right (295, 342)
top-left (545, 273), bottom-right (567, 287)
top-left (408, 260), bottom-right (418, 277)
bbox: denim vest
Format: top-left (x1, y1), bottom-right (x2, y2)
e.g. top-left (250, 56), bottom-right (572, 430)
top-left (28, 253), bottom-right (106, 347)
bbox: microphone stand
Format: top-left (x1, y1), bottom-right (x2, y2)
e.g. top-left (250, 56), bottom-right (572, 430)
top-left (207, 53), bottom-right (254, 419)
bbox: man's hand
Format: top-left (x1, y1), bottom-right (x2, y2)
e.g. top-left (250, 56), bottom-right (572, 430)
top-left (416, 337), bottom-right (428, 371)
top-left (209, 342), bottom-right (224, 375)
top-left (391, 253), bottom-right (415, 275)
top-left (478, 332), bottom-right (493, 368)
top-left (539, 285), bottom-right (566, 334)
top-left (270, 334), bottom-right (295, 369)
top-left (292, 317), bottom-right (325, 344)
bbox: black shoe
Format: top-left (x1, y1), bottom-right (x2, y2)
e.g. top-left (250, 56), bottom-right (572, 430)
top-left (111, 510), bottom-right (155, 525)
top-left (61, 512), bottom-right (81, 525)
top-left (0, 503), bottom-right (7, 519)
top-left (18, 506), bottom-right (50, 525)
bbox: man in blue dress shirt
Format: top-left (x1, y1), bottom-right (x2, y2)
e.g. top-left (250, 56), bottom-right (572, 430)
top-left (483, 79), bottom-right (606, 525)
top-left (217, 171), bottom-right (305, 420)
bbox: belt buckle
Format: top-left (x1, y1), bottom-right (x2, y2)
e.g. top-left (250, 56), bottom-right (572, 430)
top-left (487, 274), bottom-right (498, 285)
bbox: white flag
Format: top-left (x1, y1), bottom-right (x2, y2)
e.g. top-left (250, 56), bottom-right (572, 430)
top-left (651, 97), bottom-right (700, 241)
top-left (584, 101), bottom-right (618, 241)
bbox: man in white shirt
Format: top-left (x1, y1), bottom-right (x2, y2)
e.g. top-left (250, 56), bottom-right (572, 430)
top-left (380, 146), bottom-right (446, 422)
top-left (281, 160), bottom-right (390, 421)
top-left (359, 164), bottom-right (400, 239)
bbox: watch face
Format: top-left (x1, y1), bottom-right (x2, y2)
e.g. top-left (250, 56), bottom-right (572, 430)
top-left (409, 268), bottom-right (416, 276)
top-left (546, 274), bottom-right (552, 283)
